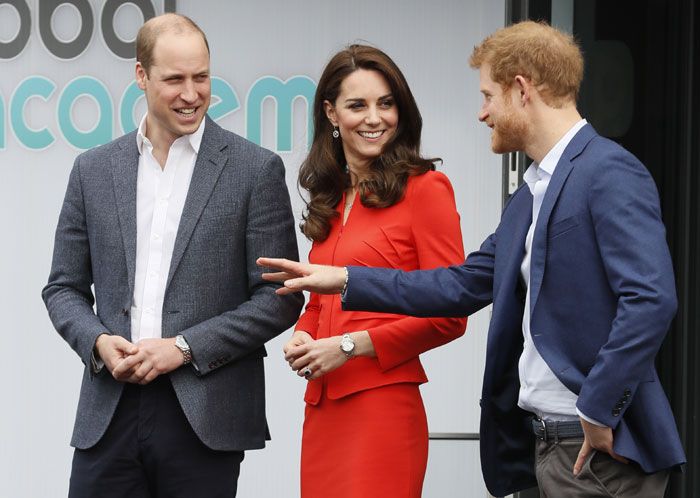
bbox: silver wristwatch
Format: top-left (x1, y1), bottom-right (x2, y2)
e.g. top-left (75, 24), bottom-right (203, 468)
top-left (175, 335), bottom-right (192, 365)
top-left (339, 333), bottom-right (355, 358)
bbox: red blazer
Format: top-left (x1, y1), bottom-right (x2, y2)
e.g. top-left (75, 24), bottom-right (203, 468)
top-left (295, 171), bottom-right (467, 405)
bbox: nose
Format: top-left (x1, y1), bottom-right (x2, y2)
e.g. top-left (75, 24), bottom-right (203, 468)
top-left (364, 106), bottom-right (381, 126)
top-left (478, 104), bottom-right (488, 122)
top-left (180, 80), bottom-right (197, 103)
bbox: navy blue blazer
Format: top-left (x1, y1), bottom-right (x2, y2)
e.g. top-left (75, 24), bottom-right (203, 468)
top-left (343, 124), bottom-right (685, 496)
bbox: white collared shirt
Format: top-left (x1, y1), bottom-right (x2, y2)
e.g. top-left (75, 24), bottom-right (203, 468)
top-left (517, 119), bottom-right (597, 422)
top-left (130, 114), bottom-right (205, 343)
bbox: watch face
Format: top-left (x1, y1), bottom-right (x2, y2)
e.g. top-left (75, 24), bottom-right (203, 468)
top-left (341, 338), bottom-right (354, 353)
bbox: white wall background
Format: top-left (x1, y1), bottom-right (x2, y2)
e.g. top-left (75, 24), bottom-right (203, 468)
top-left (0, 0), bottom-right (505, 496)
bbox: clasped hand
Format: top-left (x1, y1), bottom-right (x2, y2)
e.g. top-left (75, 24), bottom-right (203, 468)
top-left (283, 331), bottom-right (347, 381)
top-left (95, 334), bottom-right (184, 385)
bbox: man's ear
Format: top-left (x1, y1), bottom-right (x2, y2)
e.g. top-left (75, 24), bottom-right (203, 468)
top-left (514, 75), bottom-right (531, 106)
top-left (135, 62), bottom-right (148, 91)
top-left (324, 100), bottom-right (338, 127)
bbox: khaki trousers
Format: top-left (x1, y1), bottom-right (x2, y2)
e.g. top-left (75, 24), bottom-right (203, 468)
top-left (535, 437), bottom-right (669, 498)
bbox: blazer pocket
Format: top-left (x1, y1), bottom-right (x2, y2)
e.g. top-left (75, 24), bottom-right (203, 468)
top-left (199, 201), bottom-right (242, 222)
top-left (549, 214), bottom-right (581, 239)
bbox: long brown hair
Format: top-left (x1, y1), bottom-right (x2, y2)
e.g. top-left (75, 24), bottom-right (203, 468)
top-left (300, 44), bottom-right (438, 242)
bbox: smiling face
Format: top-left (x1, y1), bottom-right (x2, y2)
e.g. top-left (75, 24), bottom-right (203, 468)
top-left (324, 68), bottom-right (399, 173)
top-left (136, 29), bottom-right (211, 149)
top-left (477, 63), bottom-right (528, 154)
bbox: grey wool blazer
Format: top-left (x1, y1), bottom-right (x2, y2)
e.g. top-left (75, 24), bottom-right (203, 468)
top-left (42, 116), bottom-right (304, 451)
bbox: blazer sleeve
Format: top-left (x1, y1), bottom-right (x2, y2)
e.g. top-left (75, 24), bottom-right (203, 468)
top-left (342, 234), bottom-right (496, 318)
top-left (366, 172), bottom-right (467, 371)
top-left (575, 147), bottom-right (677, 428)
top-left (180, 153), bottom-right (304, 375)
top-left (294, 291), bottom-right (321, 338)
top-left (42, 155), bottom-right (109, 370)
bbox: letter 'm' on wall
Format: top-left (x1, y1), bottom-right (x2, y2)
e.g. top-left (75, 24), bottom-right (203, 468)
top-left (246, 75), bottom-right (315, 152)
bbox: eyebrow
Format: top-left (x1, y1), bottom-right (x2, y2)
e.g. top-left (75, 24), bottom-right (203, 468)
top-left (343, 93), bottom-right (394, 104)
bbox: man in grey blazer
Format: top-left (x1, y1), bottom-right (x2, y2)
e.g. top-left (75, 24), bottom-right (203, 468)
top-left (42, 14), bottom-right (303, 497)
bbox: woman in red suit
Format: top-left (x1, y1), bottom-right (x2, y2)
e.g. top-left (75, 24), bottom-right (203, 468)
top-left (284, 45), bottom-right (467, 498)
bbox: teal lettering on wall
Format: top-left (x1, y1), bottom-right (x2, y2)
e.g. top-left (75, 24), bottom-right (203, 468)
top-left (10, 76), bottom-right (56, 150)
top-left (208, 77), bottom-right (240, 121)
top-left (58, 77), bottom-right (113, 149)
top-left (119, 81), bottom-right (143, 134)
top-left (246, 75), bottom-right (315, 152)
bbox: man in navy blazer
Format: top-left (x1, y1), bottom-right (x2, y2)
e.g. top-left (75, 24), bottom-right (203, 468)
top-left (258, 21), bottom-right (685, 497)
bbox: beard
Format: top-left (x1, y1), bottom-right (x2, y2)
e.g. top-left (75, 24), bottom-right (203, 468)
top-left (490, 103), bottom-right (528, 154)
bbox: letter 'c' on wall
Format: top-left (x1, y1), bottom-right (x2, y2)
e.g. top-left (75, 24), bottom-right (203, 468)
top-left (10, 76), bottom-right (56, 150)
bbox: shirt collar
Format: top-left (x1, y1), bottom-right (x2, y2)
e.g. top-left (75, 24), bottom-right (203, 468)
top-left (523, 118), bottom-right (587, 193)
top-left (136, 113), bottom-right (206, 155)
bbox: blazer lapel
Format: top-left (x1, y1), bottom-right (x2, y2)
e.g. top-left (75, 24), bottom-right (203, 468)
top-left (166, 119), bottom-right (229, 290)
top-left (504, 190), bottom-right (533, 285)
top-left (529, 124), bottom-right (597, 314)
top-left (110, 134), bottom-right (139, 296)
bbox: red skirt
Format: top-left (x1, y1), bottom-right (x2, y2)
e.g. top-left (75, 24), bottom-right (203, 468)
top-left (300, 383), bottom-right (428, 498)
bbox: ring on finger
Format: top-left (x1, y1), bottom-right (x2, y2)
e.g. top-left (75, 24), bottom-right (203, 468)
top-left (302, 367), bottom-right (312, 378)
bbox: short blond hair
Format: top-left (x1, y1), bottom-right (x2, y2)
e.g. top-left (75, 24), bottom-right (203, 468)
top-left (136, 13), bottom-right (209, 74)
top-left (470, 21), bottom-right (583, 107)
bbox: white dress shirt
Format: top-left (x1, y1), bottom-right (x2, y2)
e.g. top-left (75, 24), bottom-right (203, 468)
top-left (130, 114), bottom-right (205, 343)
top-left (517, 119), bottom-right (603, 425)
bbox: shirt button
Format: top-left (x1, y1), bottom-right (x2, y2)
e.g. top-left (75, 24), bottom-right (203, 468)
top-left (153, 233), bottom-right (161, 239)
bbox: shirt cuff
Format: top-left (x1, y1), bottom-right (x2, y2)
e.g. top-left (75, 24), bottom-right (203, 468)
top-left (576, 408), bottom-right (607, 427)
top-left (340, 267), bottom-right (350, 302)
top-left (90, 350), bottom-right (104, 374)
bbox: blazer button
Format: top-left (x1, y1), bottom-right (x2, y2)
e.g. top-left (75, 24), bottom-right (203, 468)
top-left (121, 308), bottom-right (129, 316)
top-left (624, 388), bottom-right (632, 396)
top-left (612, 408), bottom-right (621, 417)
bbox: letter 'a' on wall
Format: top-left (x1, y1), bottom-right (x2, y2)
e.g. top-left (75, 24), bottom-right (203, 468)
top-left (58, 76), bottom-right (113, 150)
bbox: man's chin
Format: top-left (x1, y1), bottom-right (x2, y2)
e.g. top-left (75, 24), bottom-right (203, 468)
top-left (491, 142), bottom-right (514, 155)
top-left (174, 116), bottom-right (204, 135)
top-left (491, 136), bottom-right (521, 155)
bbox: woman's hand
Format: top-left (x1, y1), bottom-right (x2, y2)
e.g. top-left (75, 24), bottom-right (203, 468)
top-left (284, 331), bottom-right (313, 375)
top-left (284, 330), bottom-right (313, 357)
top-left (285, 336), bottom-right (348, 380)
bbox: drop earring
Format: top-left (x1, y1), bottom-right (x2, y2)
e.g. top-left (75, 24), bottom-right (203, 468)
top-left (332, 126), bottom-right (340, 139)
